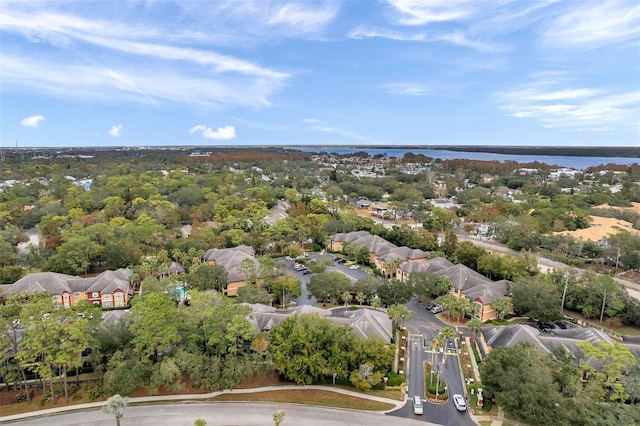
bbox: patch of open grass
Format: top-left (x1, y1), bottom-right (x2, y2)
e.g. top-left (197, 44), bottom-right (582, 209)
top-left (479, 421), bottom-right (493, 426)
top-left (212, 389), bottom-right (395, 411)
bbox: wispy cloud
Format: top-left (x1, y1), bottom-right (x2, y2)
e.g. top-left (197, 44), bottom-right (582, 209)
top-left (497, 77), bottom-right (640, 131)
top-left (266, 2), bottom-right (338, 34)
top-left (0, 4), bottom-right (289, 108)
top-left (376, 82), bottom-right (434, 96)
top-left (348, 25), bottom-right (502, 52)
top-left (20, 115), bottom-right (45, 127)
top-left (2, 54), bottom-right (280, 108)
top-left (348, 26), bottom-right (426, 41)
top-left (190, 124), bottom-right (237, 140)
top-left (386, 0), bottom-right (478, 25)
top-left (310, 124), bottom-right (375, 143)
top-left (108, 124), bottom-right (123, 137)
top-left (542, 1), bottom-right (640, 49)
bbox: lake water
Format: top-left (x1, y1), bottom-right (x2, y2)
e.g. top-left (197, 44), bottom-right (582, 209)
top-left (298, 147), bottom-right (639, 170)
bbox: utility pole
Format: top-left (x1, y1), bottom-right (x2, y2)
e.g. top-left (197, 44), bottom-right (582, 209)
top-left (599, 289), bottom-right (607, 324)
top-left (561, 273), bottom-right (569, 312)
top-left (614, 248), bottom-right (621, 275)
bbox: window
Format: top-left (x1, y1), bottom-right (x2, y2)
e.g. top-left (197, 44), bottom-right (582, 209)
top-left (73, 292), bottom-right (81, 297)
top-left (52, 296), bottom-right (58, 301)
top-left (92, 292), bottom-right (99, 298)
top-left (115, 293), bottom-right (123, 299)
top-left (102, 301), bottom-right (113, 308)
top-left (116, 302), bottom-right (123, 308)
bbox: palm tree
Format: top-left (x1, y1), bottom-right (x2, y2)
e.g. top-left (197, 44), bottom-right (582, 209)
top-left (388, 304), bottom-right (412, 329)
top-left (467, 318), bottom-right (482, 343)
top-left (436, 294), bottom-right (457, 322)
top-left (468, 302), bottom-right (481, 320)
top-left (102, 395), bottom-right (129, 426)
top-left (492, 298), bottom-right (511, 320)
top-left (430, 336), bottom-right (441, 385)
top-left (273, 409), bottom-right (286, 426)
top-left (355, 291), bottom-right (366, 306)
top-left (341, 290), bottom-right (352, 307)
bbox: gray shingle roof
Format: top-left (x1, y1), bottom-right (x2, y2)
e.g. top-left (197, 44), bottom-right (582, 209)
top-left (203, 245), bottom-right (258, 282)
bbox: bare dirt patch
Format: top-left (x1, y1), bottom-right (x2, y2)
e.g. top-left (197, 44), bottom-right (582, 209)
top-left (557, 216), bottom-right (640, 241)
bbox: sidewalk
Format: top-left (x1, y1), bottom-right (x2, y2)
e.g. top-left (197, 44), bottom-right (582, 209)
top-left (0, 385), bottom-right (406, 423)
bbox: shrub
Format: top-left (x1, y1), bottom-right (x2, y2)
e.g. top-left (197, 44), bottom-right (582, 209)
top-left (386, 372), bottom-right (405, 387)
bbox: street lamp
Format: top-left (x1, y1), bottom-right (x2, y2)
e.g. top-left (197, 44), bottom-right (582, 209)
top-left (332, 373), bottom-right (337, 385)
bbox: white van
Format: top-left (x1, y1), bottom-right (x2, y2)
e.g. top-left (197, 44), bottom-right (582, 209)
top-left (412, 396), bottom-right (424, 415)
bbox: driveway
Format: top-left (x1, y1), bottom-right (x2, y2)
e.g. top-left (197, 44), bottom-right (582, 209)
top-left (387, 299), bottom-right (476, 426)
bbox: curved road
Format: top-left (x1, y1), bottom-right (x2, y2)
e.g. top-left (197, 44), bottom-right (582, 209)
top-left (0, 402), bottom-right (441, 426)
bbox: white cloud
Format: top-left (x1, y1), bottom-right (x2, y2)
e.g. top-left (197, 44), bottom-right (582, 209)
top-left (303, 118), bottom-right (322, 123)
top-left (266, 3), bottom-right (338, 33)
top-left (497, 78), bottom-right (640, 131)
top-left (387, 0), bottom-right (479, 25)
top-left (348, 26), bottom-right (426, 41)
top-left (0, 6), bottom-right (289, 107)
top-left (20, 115), bottom-right (45, 127)
top-left (2, 54), bottom-right (280, 108)
top-left (108, 124), bottom-right (123, 137)
top-left (190, 124), bottom-right (236, 140)
top-left (542, 1), bottom-right (640, 48)
top-left (348, 26), bottom-right (501, 52)
top-left (310, 125), bottom-right (374, 143)
top-left (377, 82), bottom-right (434, 96)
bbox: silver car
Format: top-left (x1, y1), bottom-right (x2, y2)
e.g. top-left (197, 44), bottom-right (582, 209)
top-left (453, 394), bottom-right (467, 412)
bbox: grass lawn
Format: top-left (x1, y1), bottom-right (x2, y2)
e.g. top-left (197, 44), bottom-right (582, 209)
top-left (479, 421), bottom-right (493, 426)
top-left (212, 389), bottom-right (395, 411)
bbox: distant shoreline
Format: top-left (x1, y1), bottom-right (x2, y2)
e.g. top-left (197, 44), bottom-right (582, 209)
top-left (2, 145), bottom-right (638, 159)
top-left (291, 145), bottom-right (640, 158)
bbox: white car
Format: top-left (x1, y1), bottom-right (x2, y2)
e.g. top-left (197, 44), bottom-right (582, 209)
top-left (349, 265), bottom-right (359, 270)
top-left (412, 396), bottom-right (424, 415)
top-left (453, 394), bottom-right (467, 412)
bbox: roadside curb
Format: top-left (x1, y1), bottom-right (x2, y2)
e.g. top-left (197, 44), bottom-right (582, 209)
top-left (0, 384), bottom-right (404, 423)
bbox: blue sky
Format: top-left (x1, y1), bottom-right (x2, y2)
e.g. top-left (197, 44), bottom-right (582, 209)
top-left (1, 0), bottom-right (639, 148)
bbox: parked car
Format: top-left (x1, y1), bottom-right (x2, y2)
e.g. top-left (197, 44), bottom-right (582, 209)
top-left (425, 302), bottom-right (437, 310)
top-left (453, 394), bottom-right (467, 412)
top-left (412, 396), bottom-right (424, 415)
top-left (430, 305), bottom-right (443, 314)
top-left (349, 265), bottom-right (359, 270)
top-left (302, 269), bottom-right (312, 275)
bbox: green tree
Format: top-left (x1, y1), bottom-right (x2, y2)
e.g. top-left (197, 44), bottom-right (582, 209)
top-left (376, 279), bottom-right (413, 306)
top-left (272, 409), bottom-right (286, 426)
top-left (492, 298), bottom-right (511, 320)
top-left (269, 313), bottom-right (360, 385)
top-left (479, 344), bottom-right (569, 426)
top-left (271, 275), bottom-right (302, 307)
top-left (236, 284), bottom-right (272, 305)
top-left (409, 272), bottom-right (451, 300)
top-left (577, 340), bottom-right (636, 402)
top-left (453, 241), bottom-right (487, 270)
top-left (186, 263), bottom-right (228, 292)
top-left (387, 304), bottom-right (412, 329)
top-left (307, 271), bottom-right (351, 305)
top-left (102, 394), bottom-right (129, 426)
top-left (511, 276), bottom-right (562, 321)
top-left (130, 293), bottom-right (181, 363)
top-left (467, 318), bottom-right (482, 342)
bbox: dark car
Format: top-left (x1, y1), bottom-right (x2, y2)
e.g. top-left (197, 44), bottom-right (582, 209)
top-left (302, 269), bottom-right (312, 275)
top-left (546, 322), bottom-right (560, 330)
top-left (555, 321), bottom-right (568, 329)
top-left (537, 321), bottom-right (550, 332)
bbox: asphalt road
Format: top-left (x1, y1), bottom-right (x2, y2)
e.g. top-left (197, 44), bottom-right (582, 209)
top-left (0, 402), bottom-right (441, 426)
top-left (387, 298), bottom-right (476, 426)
